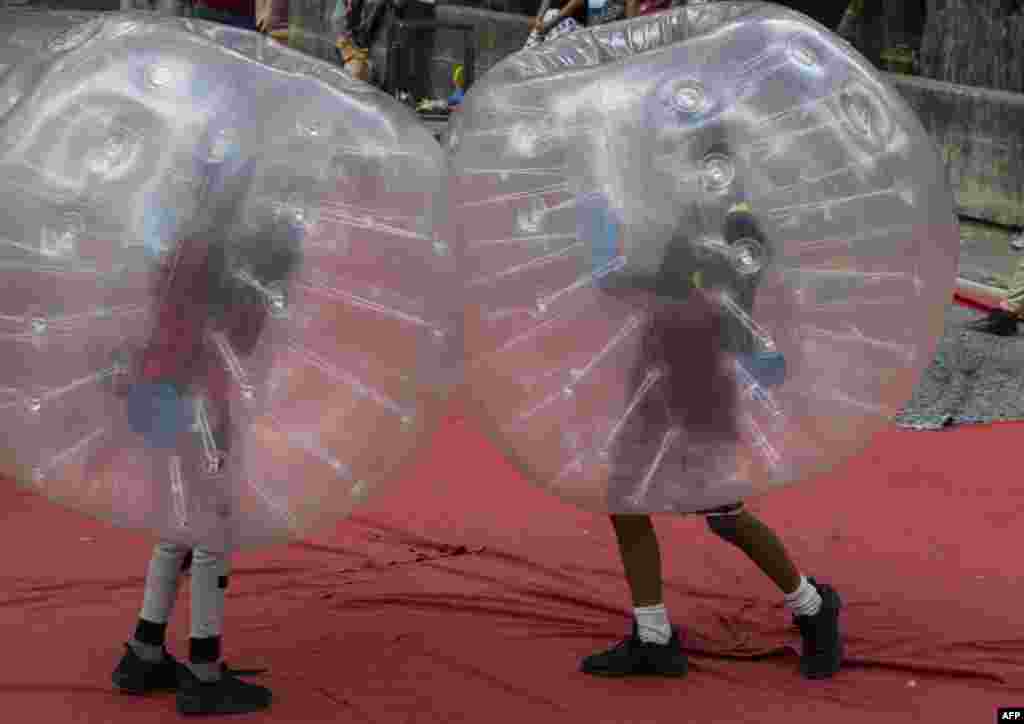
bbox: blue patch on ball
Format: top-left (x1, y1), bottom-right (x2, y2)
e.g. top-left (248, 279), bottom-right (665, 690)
top-left (576, 192), bottom-right (621, 278)
top-left (737, 350), bottom-right (787, 388)
top-left (126, 383), bottom-right (191, 449)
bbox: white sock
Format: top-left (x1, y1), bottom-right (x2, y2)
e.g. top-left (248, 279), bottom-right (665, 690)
top-left (784, 576), bottom-right (822, 618)
top-left (634, 603), bottom-right (673, 645)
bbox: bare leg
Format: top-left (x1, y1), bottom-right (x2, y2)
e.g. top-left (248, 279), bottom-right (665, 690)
top-left (711, 511), bottom-right (842, 679)
top-left (612, 508), bottom-right (802, 601)
top-left (609, 514), bottom-right (664, 607)
top-left (711, 509), bottom-right (801, 594)
top-left (581, 515), bottom-right (688, 677)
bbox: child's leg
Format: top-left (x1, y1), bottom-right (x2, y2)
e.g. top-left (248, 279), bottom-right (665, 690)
top-left (610, 506), bottom-right (804, 647)
top-left (132, 542), bottom-right (190, 660)
top-left (705, 507), bottom-right (800, 595)
top-left (584, 505), bottom-right (841, 679)
top-left (608, 514), bottom-right (678, 647)
top-left (185, 547), bottom-right (230, 681)
top-left (579, 514), bottom-right (686, 677)
top-left (609, 506), bottom-right (804, 606)
top-left (706, 505), bottom-right (826, 617)
top-left (706, 505), bottom-right (843, 679)
top-left (175, 548), bottom-right (274, 715)
top-left (610, 514), bottom-right (664, 607)
top-left (113, 542), bottom-right (191, 694)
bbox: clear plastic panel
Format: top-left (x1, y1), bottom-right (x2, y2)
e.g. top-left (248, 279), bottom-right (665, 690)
top-left (0, 10), bottom-right (455, 550)
top-left (451, 2), bottom-right (959, 513)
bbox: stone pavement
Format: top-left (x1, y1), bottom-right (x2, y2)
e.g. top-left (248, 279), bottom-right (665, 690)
top-left (958, 219), bottom-right (1023, 291)
top-left (895, 301), bottom-right (1024, 429)
top-left (892, 221), bottom-right (1024, 429)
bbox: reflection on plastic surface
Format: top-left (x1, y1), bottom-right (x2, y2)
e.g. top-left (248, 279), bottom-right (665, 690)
top-left (451, 2), bottom-right (959, 514)
top-left (0, 10), bottom-right (454, 550)
top-left (0, 8), bottom-right (101, 76)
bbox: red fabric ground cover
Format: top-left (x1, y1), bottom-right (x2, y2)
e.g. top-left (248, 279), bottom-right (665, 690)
top-left (1, 394), bottom-right (1021, 723)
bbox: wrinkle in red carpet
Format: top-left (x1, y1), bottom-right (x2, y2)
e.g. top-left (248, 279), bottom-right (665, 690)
top-left (1, 399), bottom-right (1022, 723)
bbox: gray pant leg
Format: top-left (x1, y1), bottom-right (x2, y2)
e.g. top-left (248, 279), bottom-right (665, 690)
top-left (140, 541), bottom-right (189, 624)
top-left (190, 547), bottom-right (229, 640)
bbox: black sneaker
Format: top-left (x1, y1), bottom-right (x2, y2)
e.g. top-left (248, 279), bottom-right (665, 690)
top-left (176, 663), bottom-right (273, 716)
top-left (965, 309), bottom-right (1019, 336)
top-left (795, 578), bottom-right (843, 679)
top-left (112, 643), bottom-right (188, 695)
top-left (580, 622), bottom-right (688, 678)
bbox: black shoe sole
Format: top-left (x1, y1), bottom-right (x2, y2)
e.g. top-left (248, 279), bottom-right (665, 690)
top-left (176, 696), bottom-right (273, 716)
top-left (581, 660), bottom-right (689, 678)
top-left (175, 665), bottom-right (273, 715)
top-left (112, 678), bottom-right (177, 695)
top-left (801, 652), bottom-right (842, 679)
top-left (112, 660), bottom-right (183, 695)
top-left (582, 667), bottom-right (688, 678)
top-left (113, 683), bottom-right (151, 695)
top-left (176, 679), bottom-right (273, 717)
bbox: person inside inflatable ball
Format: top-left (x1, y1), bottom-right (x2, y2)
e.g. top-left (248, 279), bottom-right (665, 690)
top-left (575, 126), bottom-right (841, 681)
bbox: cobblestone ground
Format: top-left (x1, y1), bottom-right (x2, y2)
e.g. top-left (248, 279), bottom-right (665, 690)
top-left (896, 302), bottom-right (1024, 428)
top-left (958, 220), bottom-right (1022, 289)
top-left (893, 222), bottom-right (1024, 428)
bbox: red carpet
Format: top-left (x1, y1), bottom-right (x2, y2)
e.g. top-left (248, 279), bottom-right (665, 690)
top-left (1, 391), bottom-right (1022, 723)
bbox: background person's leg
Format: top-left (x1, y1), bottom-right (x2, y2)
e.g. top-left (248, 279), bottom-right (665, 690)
top-left (966, 254), bottom-right (1024, 335)
top-left (193, 2), bottom-right (258, 30)
top-left (1002, 254), bottom-right (1024, 316)
top-left (255, 0), bottom-right (289, 35)
top-left (399, 0), bottom-right (436, 102)
top-left (776, 0), bottom-right (850, 30)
